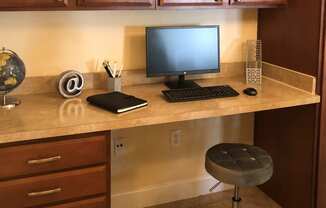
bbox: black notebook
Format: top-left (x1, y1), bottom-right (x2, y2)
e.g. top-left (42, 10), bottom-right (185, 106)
top-left (87, 92), bottom-right (148, 114)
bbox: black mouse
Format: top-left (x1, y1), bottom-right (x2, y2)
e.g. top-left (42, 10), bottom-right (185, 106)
top-left (243, 88), bottom-right (257, 96)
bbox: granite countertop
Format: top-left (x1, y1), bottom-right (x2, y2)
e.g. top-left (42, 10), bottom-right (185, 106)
top-left (0, 76), bottom-right (320, 144)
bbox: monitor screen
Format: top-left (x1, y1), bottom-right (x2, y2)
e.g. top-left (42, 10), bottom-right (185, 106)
top-left (146, 26), bottom-right (220, 77)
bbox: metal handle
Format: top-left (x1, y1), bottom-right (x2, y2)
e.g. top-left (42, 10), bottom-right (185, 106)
top-left (28, 188), bottom-right (62, 197)
top-left (27, 155), bottom-right (62, 165)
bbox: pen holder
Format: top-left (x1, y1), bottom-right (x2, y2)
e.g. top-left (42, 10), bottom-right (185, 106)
top-left (107, 77), bottom-right (122, 92)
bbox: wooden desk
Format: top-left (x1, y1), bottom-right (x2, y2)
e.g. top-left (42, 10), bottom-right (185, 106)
top-left (0, 75), bottom-right (320, 208)
top-left (0, 76), bottom-right (320, 144)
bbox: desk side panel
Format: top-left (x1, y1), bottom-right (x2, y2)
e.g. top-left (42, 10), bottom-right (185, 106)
top-left (254, 105), bottom-right (318, 208)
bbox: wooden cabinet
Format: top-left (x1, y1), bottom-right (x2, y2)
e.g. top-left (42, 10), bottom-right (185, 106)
top-left (0, 0), bottom-right (71, 9)
top-left (0, 0), bottom-right (285, 10)
top-left (0, 132), bottom-right (111, 208)
top-left (0, 166), bottom-right (107, 208)
top-left (158, 0), bottom-right (285, 7)
top-left (158, 0), bottom-right (223, 7)
top-left (0, 134), bottom-right (107, 180)
top-left (45, 196), bottom-right (107, 208)
top-left (230, 0), bottom-right (286, 6)
top-left (77, 0), bottom-right (155, 8)
top-left (256, 0), bottom-right (324, 207)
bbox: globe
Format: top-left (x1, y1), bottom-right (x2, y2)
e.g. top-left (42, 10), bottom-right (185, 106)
top-left (0, 48), bottom-right (25, 94)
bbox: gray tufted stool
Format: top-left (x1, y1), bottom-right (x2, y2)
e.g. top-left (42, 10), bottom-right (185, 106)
top-left (205, 143), bottom-right (273, 208)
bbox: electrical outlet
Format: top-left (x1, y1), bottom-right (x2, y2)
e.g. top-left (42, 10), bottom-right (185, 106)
top-left (170, 130), bottom-right (182, 147)
top-left (113, 137), bottom-right (128, 156)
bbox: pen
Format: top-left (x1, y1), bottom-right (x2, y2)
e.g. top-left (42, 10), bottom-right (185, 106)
top-left (118, 65), bottom-right (123, 78)
top-left (103, 61), bottom-right (114, 78)
top-left (102, 62), bottom-right (111, 77)
top-left (110, 61), bottom-right (117, 78)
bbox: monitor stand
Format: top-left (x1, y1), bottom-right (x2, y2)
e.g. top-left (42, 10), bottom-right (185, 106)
top-left (165, 75), bottom-right (200, 89)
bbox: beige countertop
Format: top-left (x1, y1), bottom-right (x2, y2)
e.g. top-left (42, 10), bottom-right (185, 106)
top-left (0, 76), bottom-right (320, 144)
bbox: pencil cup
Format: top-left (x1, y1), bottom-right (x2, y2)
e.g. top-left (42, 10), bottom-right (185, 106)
top-left (108, 77), bottom-right (122, 92)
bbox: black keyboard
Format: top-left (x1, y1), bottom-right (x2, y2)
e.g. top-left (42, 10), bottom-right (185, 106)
top-left (162, 85), bottom-right (239, 102)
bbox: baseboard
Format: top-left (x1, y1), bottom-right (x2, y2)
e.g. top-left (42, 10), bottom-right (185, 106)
top-left (111, 176), bottom-right (233, 208)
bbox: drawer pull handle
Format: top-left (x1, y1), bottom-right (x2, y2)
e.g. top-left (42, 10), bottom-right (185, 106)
top-left (27, 155), bottom-right (62, 165)
top-left (28, 188), bottom-right (62, 197)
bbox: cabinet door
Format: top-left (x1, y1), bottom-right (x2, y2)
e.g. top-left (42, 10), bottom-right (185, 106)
top-left (0, 0), bottom-right (70, 9)
top-left (77, 0), bottom-right (155, 8)
top-left (159, 0), bottom-right (223, 7)
top-left (230, 0), bottom-right (286, 6)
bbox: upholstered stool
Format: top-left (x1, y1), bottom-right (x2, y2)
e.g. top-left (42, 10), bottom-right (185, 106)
top-left (205, 143), bottom-right (273, 208)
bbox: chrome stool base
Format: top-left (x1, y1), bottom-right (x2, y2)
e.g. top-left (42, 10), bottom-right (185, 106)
top-left (232, 185), bottom-right (241, 208)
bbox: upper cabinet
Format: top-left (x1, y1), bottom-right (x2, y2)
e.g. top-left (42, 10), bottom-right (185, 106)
top-left (158, 0), bottom-right (223, 7)
top-left (77, 0), bottom-right (155, 8)
top-left (0, 0), bottom-right (71, 9)
top-left (0, 0), bottom-right (286, 10)
top-left (229, 0), bottom-right (287, 6)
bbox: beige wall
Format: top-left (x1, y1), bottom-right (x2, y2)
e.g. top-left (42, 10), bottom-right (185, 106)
top-left (0, 9), bottom-right (257, 77)
top-left (111, 115), bottom-right (254, 208)
top-left (0, 9), bottom-right (257, 207)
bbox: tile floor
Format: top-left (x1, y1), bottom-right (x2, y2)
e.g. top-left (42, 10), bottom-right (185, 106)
top-left (148, 187), bottom-right (281, 208)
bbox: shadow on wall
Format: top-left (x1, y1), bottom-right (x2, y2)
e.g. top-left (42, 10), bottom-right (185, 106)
top-left (123, 26), bottom-right (147, 70)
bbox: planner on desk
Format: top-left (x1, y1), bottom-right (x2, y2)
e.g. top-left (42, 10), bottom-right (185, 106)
top-left (87, 91), bottom-right (148, 113)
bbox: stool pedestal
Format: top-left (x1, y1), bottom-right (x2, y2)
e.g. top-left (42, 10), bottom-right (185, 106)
top-left (232, 185), bottom-right (241, 208)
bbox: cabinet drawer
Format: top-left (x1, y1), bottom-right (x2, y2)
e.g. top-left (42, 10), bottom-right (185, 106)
top-left (0, 166), bottom-right (107, 208)
top-left (229, 0), bottom-right (286, 5)
top-left (0, 1), bottom-right (70, 9)
top-left (45, 196), bottom-right (107, 208)
top-left (0, 134), bottom-right (107, 180)
top-left (77, 0), bottom-right (154, 7)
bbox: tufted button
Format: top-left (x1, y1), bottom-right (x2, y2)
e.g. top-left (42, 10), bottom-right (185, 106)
top-left (250, 157), bottom-right (256, 161)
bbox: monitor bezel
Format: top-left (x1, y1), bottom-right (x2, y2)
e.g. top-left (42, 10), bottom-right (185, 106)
top-left (146, 25), bottom-right (220, 78)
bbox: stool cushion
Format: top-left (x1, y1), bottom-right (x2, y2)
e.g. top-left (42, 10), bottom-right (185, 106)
top-left (205, 143), bottom-right (273, 187)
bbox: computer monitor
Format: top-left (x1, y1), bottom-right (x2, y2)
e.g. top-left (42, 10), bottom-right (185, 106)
top-left (146, 25), bottom-right (220, 89)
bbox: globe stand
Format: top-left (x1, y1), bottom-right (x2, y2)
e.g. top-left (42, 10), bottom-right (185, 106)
top-left (0, 94), bottom-right (21, 109)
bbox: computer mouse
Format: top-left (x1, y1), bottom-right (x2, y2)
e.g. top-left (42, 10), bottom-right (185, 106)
top-left (243, 88), bottom-right (257, 96)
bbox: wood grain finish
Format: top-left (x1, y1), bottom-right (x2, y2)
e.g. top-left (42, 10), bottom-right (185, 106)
top-left (159, 0), bottom-right (222, 7)
top-left (317, 22), bottom-right (326, 208)
top-left (0, 134), bottom-right (107, 180)
top-left (0, 76), bottom-right (320, 144)
top-left (0, 0), bottom-right (285, 10)
top-left (77, 0), bottom-right (155, 8)
top-left (0, 0), bottom-right (71, 8)
top-left (0, 166), bottom-right (107, 208)
top-left (258, 0), bottom-right (323, 77)
top-left (255, 105), bottom-right (318, 208)
top-left (44, 196), bottom-right (107, 208)
top-left (230, 0), bottom-right (286, 6)
top-left (257, 0), bottom-right (324, 207)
